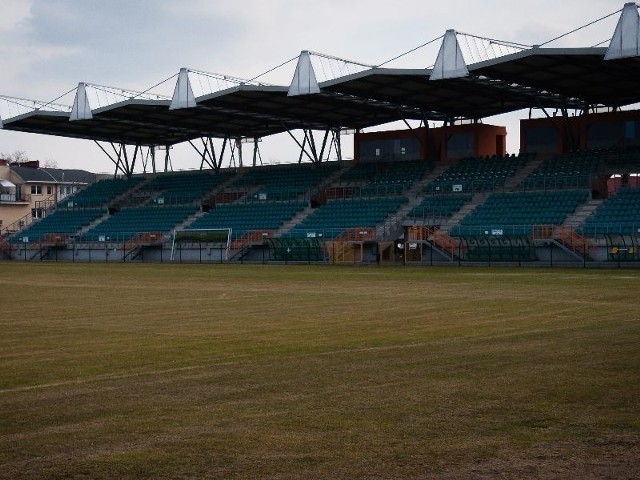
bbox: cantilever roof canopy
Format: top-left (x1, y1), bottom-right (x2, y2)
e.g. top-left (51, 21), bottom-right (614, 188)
top-left (4, 46), bottom-right (640, 147)
top-left (1, 83), bottom-right (428, 147)
top-left (321, 47), bottom-right (640, 119)
top-left (4, 3), bottom-right (640, 148)
top-left (473, 47), bottom-right (640, 108)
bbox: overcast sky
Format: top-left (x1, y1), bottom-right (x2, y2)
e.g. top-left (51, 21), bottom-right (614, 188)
top-left (0, 0), bottom-right (626, 173)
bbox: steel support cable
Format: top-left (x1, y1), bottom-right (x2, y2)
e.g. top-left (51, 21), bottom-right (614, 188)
top-left (306, 51), bottom-right (375, 82)
top-left (0, 94), bottom-right (72, 114)
top-left (308, 51), bottom-right (374, 69)
top-left (37, 87), bottom-right (77, 111)
top-left (455, 31), bottom-right (531, 50)
top-left (463, 35), bottom-right (476, 63)
top-left (85, 82), bottom-right (169, 101)
top-left (246, 55), bottom-right (299, 84)
top-left (319, 58), bottom-right (328, 84)
top-left (129, 73), bottom-right (178, 100)
top-left (376, 34), bottom-right (444, 68)
top-left (196, 73), bottom-right (205, 97)
top-left (475, 36), bottom-right (487, 62)
top-left (487, 40), bottom-right (498, 59)
top-left (475, 36), bottom-right (492, 60)
top-left (538, 7), bottom-right (623, 47)
top-left (324, 57), bottom-right (336, 82)
top-left (592, 37), bottom-right (612, 48)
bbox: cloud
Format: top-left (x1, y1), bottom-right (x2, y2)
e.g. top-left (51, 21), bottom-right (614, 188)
top-left (0, 0), bottom-right (31, 34)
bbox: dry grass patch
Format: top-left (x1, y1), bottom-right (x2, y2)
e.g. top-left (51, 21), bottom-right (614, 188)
top-left (0, 263), bottom-right (638, 479)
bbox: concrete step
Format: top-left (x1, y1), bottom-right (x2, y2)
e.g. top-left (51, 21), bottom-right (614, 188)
top-left (564, 199), bottom-right (603, 227)
top-left (439, 192), bottom-right (488, 233)
top-left (503, 156), bottom-right (545, 191)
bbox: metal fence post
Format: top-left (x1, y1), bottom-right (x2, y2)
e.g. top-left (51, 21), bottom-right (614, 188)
top-left (430, 241), bottom-right (433, 266)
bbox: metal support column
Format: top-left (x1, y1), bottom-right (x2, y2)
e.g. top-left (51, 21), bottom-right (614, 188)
top-left (94, 141), bottom-right (140, 178)
top-left (286, 129), bottom-right (316, 163)
top-left (236, 139), bottom-right (243, 168)
top-left (164, 145), bottom-right (171, 172)
top-left (335, 129), bottom-right (343, 162)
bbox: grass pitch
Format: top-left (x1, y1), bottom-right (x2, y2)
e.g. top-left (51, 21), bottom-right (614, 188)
top-left (0, 263), bottom-right (639, 479)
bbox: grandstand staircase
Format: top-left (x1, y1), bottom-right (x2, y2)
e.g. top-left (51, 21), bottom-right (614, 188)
top-left (502, 156), bottom-right (544, 192)
top-left (278, 161), bottom-right (449, 241)
top-left (411, 163), bottom-right (450, 196)
top-left (563, 199), bottom-right (603, 229)
top-left (429, 228), bottom-right (461, 260)
top-left (327, 240), bottom-right (356, 263)
top-left (229, 230), bottom-right (273, 260)
top-left (275, 205), bottom-right (316, 237)
top-left (437, 192), bottom-right (488, 234)
top-left (325, 227), bottom-right (376, 263)
top-left (376, 209), bottom-right (403, 240)
top-left (405, 226), bottom-right (460, 261)
top-left (28, 233), bottom-right (68, 261)
top-left (377, 163), bottom-right (450, 239)
top-left (532, 225), bottom-right (594, 260)
top-left (531, 197), bottom-right (601, 261)
top-left (202, 175), bottom-right (241, 207)
top-left (204, 175), bottom-right (252, 207)
top-left (175, 210), bottom-right (207, 231)
top-left (313, 164), bottom-right (348, 198)
top-left (110, 178), bottom-right (153, 209)
top-left (123, 232), bottom-right (164, 261)
top-left (75, 211), bottom-right (112, 241)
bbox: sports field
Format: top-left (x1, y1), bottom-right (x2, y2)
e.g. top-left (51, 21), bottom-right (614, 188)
top-left (0, 263), bottom-right (638, 479)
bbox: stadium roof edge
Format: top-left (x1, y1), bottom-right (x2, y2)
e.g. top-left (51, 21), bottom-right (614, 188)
top-left (468, 46), bottom-right (608, 70)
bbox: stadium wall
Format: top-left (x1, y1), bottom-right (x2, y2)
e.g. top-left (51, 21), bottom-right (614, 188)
top-left (521, 109), bottom-right (640, 155)
top-left (354, 124), bottom-right (507, 164)
top-left (5, 238), bottom-right (629, 266)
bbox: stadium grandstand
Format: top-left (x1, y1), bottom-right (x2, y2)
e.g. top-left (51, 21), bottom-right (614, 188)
top-left (4, 3), bottom-right (640, 265)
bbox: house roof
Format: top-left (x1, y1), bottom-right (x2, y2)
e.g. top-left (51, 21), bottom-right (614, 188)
top-left (10, 165), bottom-right (95, 184)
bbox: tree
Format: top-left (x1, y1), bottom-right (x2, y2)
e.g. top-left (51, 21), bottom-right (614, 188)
top-left (43, 158), bottom-right (59, 168)
top-left (0, 150), bottom-right (31, 164)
